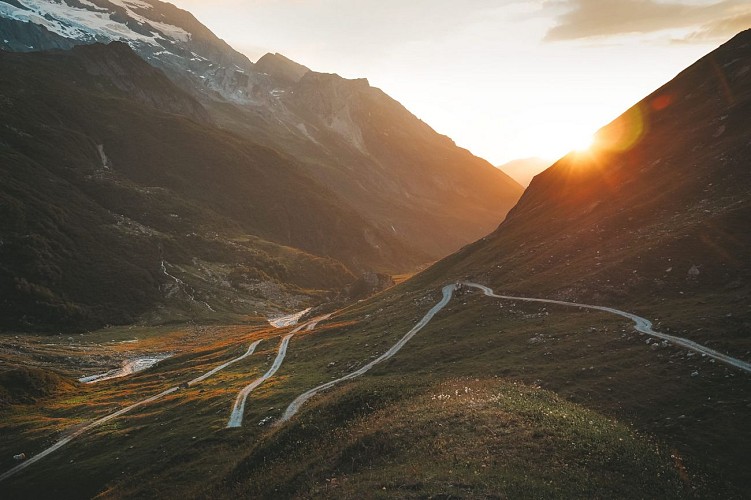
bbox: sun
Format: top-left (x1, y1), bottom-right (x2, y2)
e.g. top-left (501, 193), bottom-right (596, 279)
top-left (572, 133), bottom-right (595, 153)
top-left (534, 129), bottom-right (597, 160)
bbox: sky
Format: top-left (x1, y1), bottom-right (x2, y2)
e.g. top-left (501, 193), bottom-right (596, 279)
top-left (168, 0), bottom-right (750, 166)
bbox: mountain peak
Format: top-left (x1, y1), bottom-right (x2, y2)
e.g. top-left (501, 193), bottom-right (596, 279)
top-left (0, 0), bottom-right (256, 102)
top-left (255, 52), bottom-right (311, 83)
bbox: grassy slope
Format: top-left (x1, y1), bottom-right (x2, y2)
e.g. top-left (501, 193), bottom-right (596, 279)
top-left (220, 378), bottom-right (683, 499)
top-left (0, 281), bottom-right (747, 498)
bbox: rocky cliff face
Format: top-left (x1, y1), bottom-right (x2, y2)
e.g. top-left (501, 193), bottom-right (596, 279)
top-left (256, 52), bottom-right (310, 84)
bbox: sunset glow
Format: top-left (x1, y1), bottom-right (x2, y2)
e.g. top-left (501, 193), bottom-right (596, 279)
top-left (536, 126), bottom-right (597, 159)
top-left (168, 0), bottom-right (748, 170)
top-left (573, 133), bottom-right (595, 153)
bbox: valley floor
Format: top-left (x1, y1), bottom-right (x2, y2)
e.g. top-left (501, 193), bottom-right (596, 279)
top-left (0, 281), bottom-right (749, 498)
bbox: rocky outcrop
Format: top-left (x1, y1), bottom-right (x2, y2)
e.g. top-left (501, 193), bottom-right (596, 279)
top-left (256, 52), bottom-right (310, 84)
top-left (0, 17), bottom-right (77, 52)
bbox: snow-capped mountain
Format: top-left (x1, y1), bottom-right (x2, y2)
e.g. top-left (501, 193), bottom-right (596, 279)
top-left (0, 0), bottom-right (266, 102)
top-left (0, 0), bottom-right (524, 270)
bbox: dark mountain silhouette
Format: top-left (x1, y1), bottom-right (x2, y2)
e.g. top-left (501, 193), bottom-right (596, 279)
top-left (424, 29), bottom-right (751, 355)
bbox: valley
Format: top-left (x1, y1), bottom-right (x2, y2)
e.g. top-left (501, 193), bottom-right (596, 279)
top-left (0, 1), bottom-right (749, 498)
top-left (0, 280), bottom-right (748, 497)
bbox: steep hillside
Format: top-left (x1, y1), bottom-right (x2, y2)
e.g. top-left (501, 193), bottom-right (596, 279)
top-left (423, 29), bottom-right (751, 353)
top-left (212, 61), bottom-right (524, 259)
top-left (278, 70), bottom-right (524, 257)
top-left (0, 0), bottom-right (524, 260)
top-left (0, 43), bottom-right (418, 331)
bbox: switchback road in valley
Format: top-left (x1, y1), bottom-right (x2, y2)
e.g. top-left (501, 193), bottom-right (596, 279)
top-left (0, 339), bottom-right (263, 483)
top-left (227, 335), bottom-right (293, 428)
top-left (279, 281), bottom-right (750, 423)
top-left (227, 313), bottom-right (331, 428)
top-left (5, 283), bottom-right (748, 481)
top-left (278, 284), bottom-right (456, 423)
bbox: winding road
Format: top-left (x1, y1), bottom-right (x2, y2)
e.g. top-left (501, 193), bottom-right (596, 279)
top-left (227, 335), bottom-right (293, 428)
top-left (186, 340), bottom-right (262, 387)
top-left (0, 339), bottom-right (263, 483)
top-left (4, 281), bottom-right (749, 481)
top-left (463, 282), bottom-right (751, 373)
top-left (227, 313), bottom-right (332, 428)
top-left (279, 282), bottom-right (750, 423)
top-left (278, 284), bottom-right (456, 423)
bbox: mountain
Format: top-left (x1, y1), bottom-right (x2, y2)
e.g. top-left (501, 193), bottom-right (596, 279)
top-left (252, 69), bottom-right (524, 257)
top-left (0, 0), bottom-right (524, 260)
top-left (0, 0), bottom-right (258, 100)
top-left (1, 28), bottom-right (750, 499)
top-left (376, 29), bottom-right (751, 494)
top-left (255, 52), bottom-right (310, 84)
top-left (0, 0), bottom-right (524, 331)
top-left (427, 29), bottom-right (751, 351)
top-left (0, 42), bottom-right (424, 331)
top-left (497, 157), bottom-right (552, 187)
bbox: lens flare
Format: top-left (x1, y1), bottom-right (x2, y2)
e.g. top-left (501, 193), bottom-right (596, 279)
top-left (651, 93), bottom-right (674, 111)
top-left (595, 104), bottom-right (646, 153)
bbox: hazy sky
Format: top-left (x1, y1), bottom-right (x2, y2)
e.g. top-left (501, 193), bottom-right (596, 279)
top-left (168, 0), bottom-right (749, 165)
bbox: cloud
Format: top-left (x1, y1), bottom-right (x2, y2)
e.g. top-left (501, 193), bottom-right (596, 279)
top-left (544, 0), bottom-right (751, 42)
top-left (676, 11), bottom-right (751, 42)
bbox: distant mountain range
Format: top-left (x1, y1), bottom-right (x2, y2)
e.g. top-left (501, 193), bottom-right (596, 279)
top-left (497, 157), bottom-right (552, 187)
top-left (0, 0), bottom-right (523, 330)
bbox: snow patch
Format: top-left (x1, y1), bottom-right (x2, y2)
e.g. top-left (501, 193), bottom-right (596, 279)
top-left (0, 0), bottom-right (190, 49)
top-left (79, 354), bottom-right (172, 383)
top-left (268, 308), bottom-right (311, 328)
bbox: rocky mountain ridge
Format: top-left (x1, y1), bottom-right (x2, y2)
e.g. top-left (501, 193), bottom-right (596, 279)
top-left (0, 0), bottom-right (524, 260)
